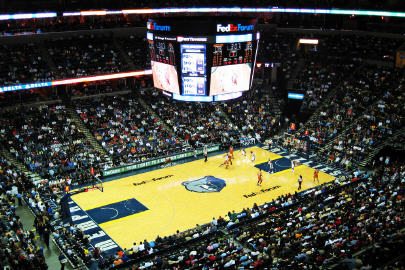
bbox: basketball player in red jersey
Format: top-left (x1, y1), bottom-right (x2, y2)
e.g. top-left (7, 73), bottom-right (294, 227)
top-left (229, 145), bottom-right (234, 160)
top-left (228, 152), bottom-right (233, 165)
top-left (313, 169), bottom-right (319, 183)
top-left (257, 169), bottom-right (263, 186)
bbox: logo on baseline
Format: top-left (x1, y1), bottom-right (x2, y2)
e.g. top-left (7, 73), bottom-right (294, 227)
top-left (147, 21), bottom-right (171, 31)
top-left (182, 176), bottom-right (226, 193)
top-left (216, 23), bottom-right (254, 32)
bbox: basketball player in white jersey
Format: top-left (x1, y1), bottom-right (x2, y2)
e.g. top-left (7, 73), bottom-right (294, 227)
top-left (251, 151), bottom-right (256, 163)
top-left (268, 158), bottom-right (274, 173)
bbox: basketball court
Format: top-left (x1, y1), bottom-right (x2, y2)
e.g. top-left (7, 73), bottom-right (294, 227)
top-left (71, 146), bottom-right (336, 249)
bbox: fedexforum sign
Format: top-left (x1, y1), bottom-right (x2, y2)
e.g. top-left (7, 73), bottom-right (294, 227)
top-left (147, 21), bottom-right (171, 31)
top-left (216, 23), bottom-right (254, 32)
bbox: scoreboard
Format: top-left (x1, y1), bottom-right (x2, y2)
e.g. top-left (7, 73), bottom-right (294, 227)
top-left (181, 44), bottom-right (207, 96)
top-left (212, 42), bottom-right (254, 66)
top-left (147, 17), bottom-right (259, 102)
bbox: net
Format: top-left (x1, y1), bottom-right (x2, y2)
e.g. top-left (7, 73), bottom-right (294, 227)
top-left (93, 177), bottom-right (104, 192)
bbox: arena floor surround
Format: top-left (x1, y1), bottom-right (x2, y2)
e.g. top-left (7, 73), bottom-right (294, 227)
top-left (71, 146), bottom-right (336, 249)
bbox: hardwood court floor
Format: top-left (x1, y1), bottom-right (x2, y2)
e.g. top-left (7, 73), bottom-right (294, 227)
top-left (71, 146), bottom-right (335, 249)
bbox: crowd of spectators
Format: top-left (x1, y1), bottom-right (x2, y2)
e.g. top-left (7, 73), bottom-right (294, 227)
top-left (0, 15), bottom-right (147, 36)
top-left (140, 89), bottom-right (240, 147)
top-left (76, 93), bottom-right (183, 166)
top-left (127, 233), bottom-right (257, 269)
top-left (0, 156), bottom-right (33, 201)
top-left (258, 32), bottom-right (301, 87)
top-left (0, 157), bottom-right (48, 269)
top-left (259, 32), bottom-right (299, 62)
top-left (0, 30), bottom-right (402, 88)
top-left (286, 32), bottom-right (402, 114)
top-left (229, 163), bottom-right (404, 269)
top-left (258, 32), bottom-right (404, 116)
top-left (117, 35), bottom-right (150, 69)
top-left (294, 55), bottom-right (362, 113)
top-left (0, 143), bottom-right (100, 268)
top-left (220, 87), bottom-right (281, 142)
top-left (47, 34), bottom-right (128, 78)
top-left (323, 70), bottom-right (404, 168)
top-left (289, 65), bottom-right (403, 156)
top-left (319, 34), bottom-right (403, 62)
top-left (279, 56), bottom-right (403, 191)
top-left (0, 89), bottom-right (50, 107)
top-left (0, 43), bottom-right (54, 86)
top-left (0, 104), bottom-right (108, 187)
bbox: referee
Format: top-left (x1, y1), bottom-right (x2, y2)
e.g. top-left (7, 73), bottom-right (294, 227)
top-left (203, 145), bottom-right (208, 162)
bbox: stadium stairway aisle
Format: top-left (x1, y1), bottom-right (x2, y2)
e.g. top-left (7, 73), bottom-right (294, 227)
top-left (296, 62), bottom-right (366, 134)
top-left (286, 58), bottom-right (305, 90)
top-left (0, 145), bottom-right (42, 185)
top-left (317, 115), bottom-right (363, 154)
top-left (138, 96), bottom-right (177, 136)
top-left (317, 87), bottom-right (402, 157)
top-left (65, 105), bottom-right (108, 156)
top-left (359, 126), bottom-right (405, 168)
top-left (16, 202), bottom-right (73, 270)
top-left (267, 94), bottom-right (282, 118)
top-left (216, 104), bottom-right (235, 126)
top-left (38, 40), bottom-right (58, 73)
top-left (112, 38), bottom-right (137, 70)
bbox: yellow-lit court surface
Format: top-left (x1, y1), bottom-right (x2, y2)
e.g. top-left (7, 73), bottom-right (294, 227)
top-left (71, 146), bottom-right (335, 249)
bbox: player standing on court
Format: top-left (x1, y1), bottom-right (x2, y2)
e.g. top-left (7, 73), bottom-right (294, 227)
top-left (313, 169), bottom-right (319, 183)
top-left (291, 160), bottom-right (295, 173)
top-left (203, 145), bottom-right (208, 162)
top-left (220, 154), bottom-right (229, 169)
top-left (229, 145), bottom-right (234, 160)
top-left (251, 151), bottom-right (256, 163)
top-left (225, 154), bottom-right (230, 169)
top-left (298, 175), bottom-right (303, 190)
top-left (268, 158), bottom-right (273, 173)
top-left (227, 152), bottom-right (233, 165)
top-left (257, 169), bottom-right (263, 186)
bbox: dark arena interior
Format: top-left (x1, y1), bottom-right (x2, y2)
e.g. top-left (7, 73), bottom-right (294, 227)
top-left (0, 1), bottom-right (404, 270)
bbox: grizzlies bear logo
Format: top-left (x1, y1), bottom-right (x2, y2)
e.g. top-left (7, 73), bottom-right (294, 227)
top-left (182, 176), bottom-right (226, 193)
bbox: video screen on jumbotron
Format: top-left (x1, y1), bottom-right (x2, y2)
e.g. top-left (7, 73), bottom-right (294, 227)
top-left (151, 61), bottom-right (180, 94)
top-left (147, 17), bottom-right (259, 101)
top-left (148, 36), bottom-right (180, 94)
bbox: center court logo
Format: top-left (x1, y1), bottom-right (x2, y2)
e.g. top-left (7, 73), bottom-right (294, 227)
top-left (182, 176), bottom-right (226, 193)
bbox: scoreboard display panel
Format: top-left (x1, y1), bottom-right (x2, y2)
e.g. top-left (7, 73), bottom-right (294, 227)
top-left (147, 17), bottom-right (259, 101)
top-left (212, 42), bottom-right (254, 66)
top-left (181, 44), bottom-right (207, 96)
top-left (148, 37), bottom-right (177, 65)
